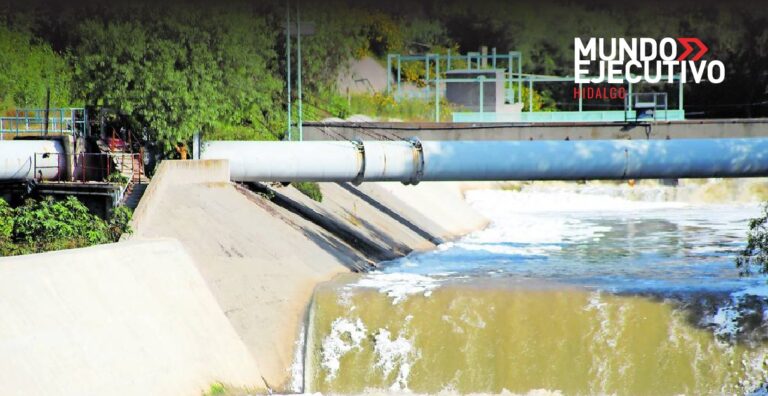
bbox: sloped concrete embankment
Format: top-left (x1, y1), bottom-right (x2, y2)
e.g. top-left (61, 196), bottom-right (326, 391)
top-left (129, 160), bottom-right (487, 391)
top-left (0, 239), bottom-right (263, 396)
top-left (0, 159), bottom-right (487, 395)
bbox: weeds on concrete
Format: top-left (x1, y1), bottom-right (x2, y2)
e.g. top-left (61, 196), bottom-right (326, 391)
top-left (202, 382), bottom-right (258, 396)
top-left (293, 182), bottom-right (323, 203)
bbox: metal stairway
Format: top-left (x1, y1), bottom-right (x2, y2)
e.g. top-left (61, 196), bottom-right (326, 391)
top-left (122, 183), bottom-right (147, 210)
top-left (97, 135), bottom-right (150, 209)
top-left (115, 152), bottom-right (149, 210)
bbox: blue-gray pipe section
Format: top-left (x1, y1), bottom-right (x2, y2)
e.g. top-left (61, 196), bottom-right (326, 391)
top-left (202, 138), bottom-right (768, 183)
top-left (421, 138), bottom-right (768, 180)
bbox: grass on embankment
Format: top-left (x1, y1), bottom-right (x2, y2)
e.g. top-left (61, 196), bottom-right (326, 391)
top-left (203, 382), bottom-right (262, 396)
top-left (293, 181), bottom-right (323, 202)
top-left (346, 93), bottom-right (453, 122)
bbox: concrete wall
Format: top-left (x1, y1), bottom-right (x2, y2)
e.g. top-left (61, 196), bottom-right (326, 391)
top-left (336, 56), bottom-right (388, 94)
top-left (129, 160), bottom-right (359, 389)
top-left (0, 239), bottom-right (264, 396)
top-left (0, 159), bottom-right (488, 395)
top-left (302, 118), bottom-right (768, 142)
top-left (128, 160), bottom-right (487, 390)
top-left (273, 182), bottom-right (488, 261)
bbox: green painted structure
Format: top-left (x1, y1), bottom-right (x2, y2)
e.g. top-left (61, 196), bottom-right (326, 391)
top-left (453, 110), bottom-right (686, 123)
top-left (386, 49), bottom-right (686, 123)
top-left (0, 108), bottom-right (88, 139)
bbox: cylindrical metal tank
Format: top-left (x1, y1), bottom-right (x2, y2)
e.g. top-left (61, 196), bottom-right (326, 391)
top-left (0, 140), bottom-right (66, 181)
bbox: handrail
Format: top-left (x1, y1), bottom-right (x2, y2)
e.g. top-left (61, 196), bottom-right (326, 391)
top-left (32, 152), bottom-right (145, 185)
top-left (1, 108), bottom-right (88, 139)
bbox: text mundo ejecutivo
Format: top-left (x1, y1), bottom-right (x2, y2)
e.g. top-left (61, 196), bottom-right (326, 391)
top-left (574, 38), bottom-right (725, 84)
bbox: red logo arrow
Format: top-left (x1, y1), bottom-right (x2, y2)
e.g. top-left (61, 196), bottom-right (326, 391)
top-left (677, 38), bottom-right (708, 61)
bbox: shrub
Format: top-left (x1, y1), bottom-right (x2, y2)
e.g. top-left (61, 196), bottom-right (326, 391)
top-left (0, 199), bottom-right (14, 253)
top-left (340, 93), bottom-right (453, 122)
top-left (108, 206), bottom-right (133, 241)
top-left (106, 171), bottom-right (129, 185)
top-left (736, 203), bottom-right (768, 275)
top-left (0, 197), bottom-right (133, 256)
top-left (12, 196), bottom-right (107, 249)
top-left (205, 382), bottom-right (226, 396)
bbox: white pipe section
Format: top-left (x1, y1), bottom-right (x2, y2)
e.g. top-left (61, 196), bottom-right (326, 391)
top-left (0, 140), bottom-right (65, 180)
top-left (202, 138), bottom-right (768, 183)
top-left (202, 141), bottom-right (364, 182)
top-left (363, 141), bottom-right (421, 182)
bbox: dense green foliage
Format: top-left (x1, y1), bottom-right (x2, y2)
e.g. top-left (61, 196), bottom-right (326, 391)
top-left (736, 204), bottom-right (768, 276)
top-left (0, 197), bottom-right (132, 256)
top-left (293, 181), bottom-right (323, 202)
top-left (69, 6), bottom-right (284, 150)
top-left (0, 0), bottom-right (766, 147)
top-left (0, 25), bottom-right (72, 112)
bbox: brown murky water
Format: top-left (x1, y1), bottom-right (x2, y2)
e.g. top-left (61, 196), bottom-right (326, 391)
top-left (306, 279), bottom-right (768, 395)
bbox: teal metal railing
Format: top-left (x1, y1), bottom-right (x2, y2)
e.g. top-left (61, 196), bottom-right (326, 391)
top-left (413, 71), bottom-right (684, 123)
top-left (384, 49), bottom-right (686, 123)
top-left (0, 108), bottom-right (88, 139)
top-left (448, 74), bottom-right (684, 122)
top-left (386, 50), bottom-right (524, 106)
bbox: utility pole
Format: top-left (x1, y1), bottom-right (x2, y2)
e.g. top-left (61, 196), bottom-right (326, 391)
top-left (44, 86), bottom-right (50, 136)
top-left (284, 2), bottom-right (313, 141)
top-left (296, 1), bottom-right (303, 141)
top-left (286, 3), bottom-right (292, 140)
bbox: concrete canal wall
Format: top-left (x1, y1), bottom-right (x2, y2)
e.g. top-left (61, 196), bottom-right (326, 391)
top-left (0, 239), bottom-right (263, 396)
top-left (0, 159), bottom-right (487, 394)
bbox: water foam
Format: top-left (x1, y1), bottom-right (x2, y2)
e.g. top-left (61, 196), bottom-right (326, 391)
top-left (289, 324), bottom-right (306, 392)
top-left (703, 285), bottom-right (768, 341)
top-left (395, 186), bottom-right (760, 290)
top-left (352, 272), bottom-right (441, 305)
top-left (373, 328), bottom-right (418, 391)
top-left (321, 317), bottom-right (367, 381)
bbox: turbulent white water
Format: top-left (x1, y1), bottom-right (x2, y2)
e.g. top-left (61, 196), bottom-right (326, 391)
top-left (304, 181), bottom-right (768, 394)
top-left (375, 183), bottom-right (766, 293)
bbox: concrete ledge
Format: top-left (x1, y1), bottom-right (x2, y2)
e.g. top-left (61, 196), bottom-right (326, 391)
top-left (130, 160), bottom-right (230, 235)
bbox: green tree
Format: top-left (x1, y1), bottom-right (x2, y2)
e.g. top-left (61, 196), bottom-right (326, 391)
top-left (203, 5), bottom-right (286, 140)
top-left (70, 3), bottom-right (286, 148)
top-left (0, 25), bottom-right (72, 111)
top-left (71, 17), bottom-right (215, 150)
